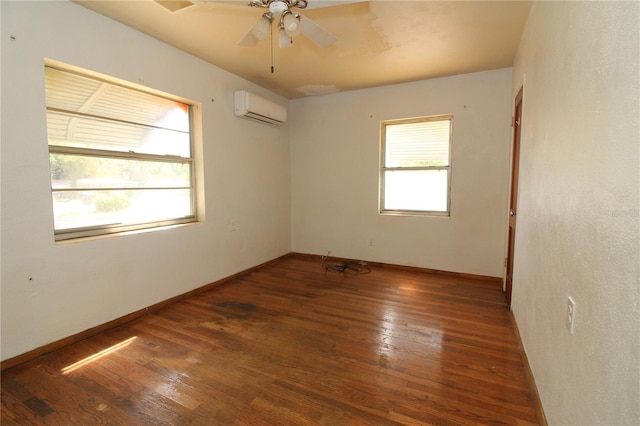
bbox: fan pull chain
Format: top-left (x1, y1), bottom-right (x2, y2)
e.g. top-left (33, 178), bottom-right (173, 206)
top-left (270, 23), bottom-right (275, 73)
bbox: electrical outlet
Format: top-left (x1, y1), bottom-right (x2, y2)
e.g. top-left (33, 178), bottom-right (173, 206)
top-left (368, 237), bottom-right (376, 246)
top-left (566, 296), bottom-right (576, 334)
top-left (230, 221), bottom-right (237, 232)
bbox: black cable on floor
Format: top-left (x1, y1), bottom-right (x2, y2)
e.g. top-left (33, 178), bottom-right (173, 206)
top-left (320, 252), bottom-right (371, 274)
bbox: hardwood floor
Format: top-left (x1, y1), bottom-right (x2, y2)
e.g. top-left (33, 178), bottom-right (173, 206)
top-left (1, 255), bottom-right (541, 425)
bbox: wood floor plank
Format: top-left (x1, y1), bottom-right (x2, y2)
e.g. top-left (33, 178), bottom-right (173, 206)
top-left (1, 255), bottom-right (541, 425)
top-left (1, 392), bottom-right (43, 425)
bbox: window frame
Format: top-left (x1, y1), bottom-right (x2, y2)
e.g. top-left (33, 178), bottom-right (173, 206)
top-left (44, 62), bottom-right (198, 241)
top-left (379, 114), bottom-right (453, 216)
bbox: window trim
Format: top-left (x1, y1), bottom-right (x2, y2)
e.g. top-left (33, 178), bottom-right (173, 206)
top-left (45, 61), bottom-right (199, 241)
top-left (379, 114), bottom-right (453, 216)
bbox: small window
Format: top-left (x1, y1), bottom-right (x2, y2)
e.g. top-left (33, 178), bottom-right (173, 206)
top-left (45, 65), bottom-right (197, 240)
top-left (380, 115), bottom-right (453, 215)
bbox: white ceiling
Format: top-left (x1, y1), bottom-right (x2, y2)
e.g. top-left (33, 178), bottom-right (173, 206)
top-left (74, 0), bottom-right (532, 99)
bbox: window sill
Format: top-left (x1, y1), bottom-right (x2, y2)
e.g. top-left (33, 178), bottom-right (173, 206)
top-left (379, 210), bottom-right (451, 218)
top-left (54, 221), bottom-right (202, 245)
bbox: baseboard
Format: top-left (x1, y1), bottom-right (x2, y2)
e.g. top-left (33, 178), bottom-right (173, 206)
top-left (0, 253), bottom-right (292, 372)
top-left (292, 252), bottom-right (503, 286)
top-left (509, 310), bottom-right (548, 426)
top-left (2, 252), bottom-right (501, 371)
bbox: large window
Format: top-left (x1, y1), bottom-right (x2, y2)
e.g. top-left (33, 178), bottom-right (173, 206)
top-left (380, 115), bottom-right (453, 215)
top-left (45, 64), bottom-right (197, 240)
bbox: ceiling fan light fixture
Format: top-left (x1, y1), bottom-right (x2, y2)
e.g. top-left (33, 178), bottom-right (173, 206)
top-left (240, 0), bottom-right (338, 50)
top-left (251, 14), bottom-right (273, 41)
top-left (282, 12), bottom-right (301, 37)
top-left (278, 26), bottom-right (293, 48)
top-left (269, 1), bottom-right (288, 18)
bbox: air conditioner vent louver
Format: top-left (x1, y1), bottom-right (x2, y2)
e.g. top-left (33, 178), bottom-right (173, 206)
top-left (234, 91), bottom-right (286, 126)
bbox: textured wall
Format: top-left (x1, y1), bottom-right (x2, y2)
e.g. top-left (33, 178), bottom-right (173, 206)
top-left (1, 1), bottom-right (291, 361)
top-left (511, 2), bottom-right (639, 424)
top-left (291, 69), bottom-right (512, 277)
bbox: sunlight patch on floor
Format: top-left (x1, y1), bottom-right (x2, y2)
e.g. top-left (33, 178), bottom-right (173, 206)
top-left (61, 336), bottom-right (137, 374)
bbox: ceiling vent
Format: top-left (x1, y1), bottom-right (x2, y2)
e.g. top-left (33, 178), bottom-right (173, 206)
top-left (234, 91), bottom-right (287, 126)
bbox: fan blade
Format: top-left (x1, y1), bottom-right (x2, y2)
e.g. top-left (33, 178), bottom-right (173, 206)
top-left (193, 0), bottom-right (253, 6)
top-left (238, 14), bottom-right (271, 46)
top-left (299, 13), bottom-right (336, 48)
top-left (238, 26), bottom-right (259, 46)
top-left (301, 1), bottom-right (363, 10)
top-left (194, 0), bottom-right (364, 8)
top-left (154, 0), bottom-right (196, 12)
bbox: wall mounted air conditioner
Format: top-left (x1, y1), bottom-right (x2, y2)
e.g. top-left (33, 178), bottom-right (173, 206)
top-left (234, 90), bottom-right (287, 127)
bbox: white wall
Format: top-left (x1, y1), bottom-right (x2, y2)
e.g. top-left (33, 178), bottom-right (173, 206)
top-left (511, 2), bottom-right (639, 424)
top-left (291, 69), bottom-right (512, 277)
top-left (0, 1), bottom-right (291, 361)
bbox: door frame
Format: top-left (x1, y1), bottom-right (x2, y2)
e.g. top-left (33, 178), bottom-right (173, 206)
top-left (505, 86), bottom-right (523, 307)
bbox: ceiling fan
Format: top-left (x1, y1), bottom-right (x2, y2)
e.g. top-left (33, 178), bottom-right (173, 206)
top-left (238, 0), bottom-right (337, 49)
top-left (156, 0), bottom-right (342, 49)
